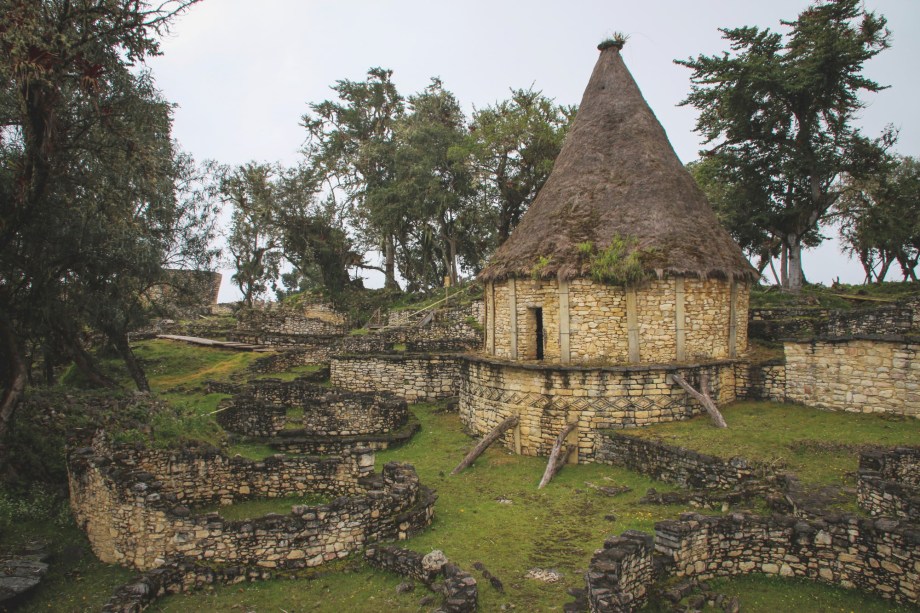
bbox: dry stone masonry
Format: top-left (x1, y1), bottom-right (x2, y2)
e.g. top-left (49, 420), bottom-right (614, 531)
top-left (365, 546), bottom-right (478, 613)
top-left (68, 436), bottom-right (435, 571)
top-left (331, 353), bottom-right (463, 402)
top-left (460, 356), bottom-right (738, 460)
top-left (584, 512), bottom-right (920, 612)
top-left (858, 446), bottom-right (920, 520)
top-left (784, 335), bottom-right (919, 418)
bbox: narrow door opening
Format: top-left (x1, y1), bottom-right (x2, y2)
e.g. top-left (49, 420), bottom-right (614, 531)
top-left (534, 307), bottom-right (544, 360)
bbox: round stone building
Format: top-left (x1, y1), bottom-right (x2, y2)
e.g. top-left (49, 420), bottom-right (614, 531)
top-left (459, 42), bottom-right (758, 461)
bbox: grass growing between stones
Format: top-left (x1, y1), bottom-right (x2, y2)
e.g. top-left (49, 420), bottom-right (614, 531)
top-left (198, 493), bottom-right (333, 521)
top-left (133, 339), bottom-right (261, 391)
top-left (252, 364), bottom-right (326, 381)
top-left (627, 402), bottom-right (920, 486)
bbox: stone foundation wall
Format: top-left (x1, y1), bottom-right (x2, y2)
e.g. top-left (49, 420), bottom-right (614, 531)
top-left (103, 558), bottom-right (274, 612)
top-left (596, 432), bottom-right (770, 489)
top-left (858, 447), bottom-right (920, 520)
top-left (68, 439), bottom-right (435, 571)
top-left (459, 356), bottom-right (737, 461)
top-left (365, 547), bottom-right (478, 613)
top-left (485, 277), bottom-right (748, 365)
top-left (655, 512), bottom-right (919, 607)
top-left (732, 359), bottom-right (786, 401)
top-left (237, 303), bottom-right (347, 337)
top-left (585, 531), bottom-right (656, 612)
top-left (241, 333), bottom-right (392, 366)
top-left (330, 353), bottom-right (463, 402)
top-left (750, 297), bottom-right (919, 342)
top-left (784, 336), bottom-right (919, 417)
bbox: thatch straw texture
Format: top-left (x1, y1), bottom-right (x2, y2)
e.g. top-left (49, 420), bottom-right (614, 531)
top-left (479, 46), bottom-right (757, 283)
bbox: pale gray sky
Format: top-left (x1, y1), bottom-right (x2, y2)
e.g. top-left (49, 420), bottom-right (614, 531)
top-left (146, 1), bottom-right (920, 300)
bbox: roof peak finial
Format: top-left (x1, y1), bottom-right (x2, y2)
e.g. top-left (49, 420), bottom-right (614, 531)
top-left (598, 33), bottom-right (628, 52)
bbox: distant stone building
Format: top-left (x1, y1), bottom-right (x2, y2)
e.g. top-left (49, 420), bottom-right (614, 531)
top-left (460, 41), bottom-right (758, 459)
top-left (146, 269), bottom-right (222, 309)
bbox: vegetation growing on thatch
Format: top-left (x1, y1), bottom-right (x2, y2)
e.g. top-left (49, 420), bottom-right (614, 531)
top-left (583, 236), bottom-right (655, 287)
top-left (597, 32), bottom-right (628, 51)
top-left (531, 255), bottom-right (553, 280)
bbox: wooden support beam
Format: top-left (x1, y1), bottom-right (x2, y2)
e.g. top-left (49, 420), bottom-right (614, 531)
top-left (626, 288), bottom-right (639, 363)
top-left (669, 372), bottom-right (727, 428)
top-left (451, 415), bottom-right (520, 475)
top-left (509, 278), bottom-right (518, 359)
top-left (675, 277), bottom-right (686, 361)
top-left (538, 422), bottom-right (578, 489)
top-left (559, 280), bottom-right (570, 364)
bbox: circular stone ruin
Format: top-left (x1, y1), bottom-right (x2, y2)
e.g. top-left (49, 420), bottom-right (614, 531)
top-left (215, 377), bottom-right (419, 454)
top-left (67, 434), bottom-right (435, 571)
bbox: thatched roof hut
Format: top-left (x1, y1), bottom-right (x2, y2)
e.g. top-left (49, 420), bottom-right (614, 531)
top-left (479, 42), bottom-right (757, 283)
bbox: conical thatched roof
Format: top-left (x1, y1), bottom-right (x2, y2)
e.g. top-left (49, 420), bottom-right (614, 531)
top-left (479, 43), bottom-right (758, 283)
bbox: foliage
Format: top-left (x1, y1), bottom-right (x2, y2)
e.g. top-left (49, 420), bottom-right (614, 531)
top-left (677, 0), bottom-right (893, 289)
top-left (530, 255), bottom-right (553, 280)
top-left (585, 236), bottom-right (653, 287)
top-left (468, 87), bottom-right (575, 247)
top-left (0, 0), bottom-right (209, 445)
top-left (836, 155), bottom-right (920, 282)
top-left (303, 67), bottom-right (405, 290)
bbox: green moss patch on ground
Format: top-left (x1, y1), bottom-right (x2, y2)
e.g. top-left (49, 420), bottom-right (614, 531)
top-left (749, 281), bottom-right (920, 310)
top-left (627, 402), bottom-right (920, 486)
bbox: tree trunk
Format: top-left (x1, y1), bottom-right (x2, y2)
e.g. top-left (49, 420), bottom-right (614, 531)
top-left (66, 336), bottom-right (119, 389)
top-left (786, 235), bottom-right (806, 290)
top-left (0, 315), bottom-right (27, 450)
top-left (669, 373), bottom-right (727, 428)
top-left (384, 234), bottom-right (399, 290)
top-left (538, 422), bottom-right (577, 489)
top-left (451, 415), bottom-right (519, 475)
top-left (112, 332), bottom-right (149, 392)
top-left (780, 244), bottom-right (788, 288)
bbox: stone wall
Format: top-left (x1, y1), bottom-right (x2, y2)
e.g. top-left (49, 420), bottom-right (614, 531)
top-left (365, 547), bottom-right (478, 613)
top-left (655, 512), bottom-right (919, 607)
top-left (241, 332), bottom-right (392, 366)
top-left (585, 531), bottom-right (656, 612)
top-left (750, 296), bottom-right (920, 342)
top-left (732, 359), bottom-right (786, 401)
top-left (237, 303), bottom-right (347, 337)
top-left (596, 432), bottom-right (771, 490)
top-left (485, 277), bottom-right (749, 365)
top-left (331, 353), bottom-right (463, 402)
top-left (858, 447), bottom-right (920, 520)
top-left (68, 438), bottom-right (435, 571)
top-left (784, 336), bottom-right (919, 418)
top-left (459, 356), bottom-right (737, 461)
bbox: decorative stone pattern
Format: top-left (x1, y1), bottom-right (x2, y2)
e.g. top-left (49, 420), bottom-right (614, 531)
top-left (585, 531), bottom-right (656, 613)
top-left (68, 437), bottom-right (435, 571)
top-left (784, 336), bottom-right (919, 418)
top-left (365, 546), bottom-right (478, 613)
top-left (459, 356), bottom-right (737, 461)
top-left (485, 277), bottom-right (749, 365)
top-left (596, 432), bottom-right (771, 490)
top-left (732, 359), bottom-right (786, 402)
top-left (331, 353), bottom-right (463, 402)
top-left (858, 447), bottom-right (920, 520)
top-left (656, 512), bottom-right (920, 607)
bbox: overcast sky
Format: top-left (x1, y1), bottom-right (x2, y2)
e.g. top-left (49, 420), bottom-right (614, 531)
top-left (145, 0), bottom-right (920, 300)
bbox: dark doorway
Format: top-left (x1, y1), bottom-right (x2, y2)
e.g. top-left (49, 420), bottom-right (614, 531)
top-left (534, 307), bottom-right (544, 360)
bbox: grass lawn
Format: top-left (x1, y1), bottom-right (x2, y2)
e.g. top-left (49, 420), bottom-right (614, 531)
top-left (627, 401), bottom-right (920, 485)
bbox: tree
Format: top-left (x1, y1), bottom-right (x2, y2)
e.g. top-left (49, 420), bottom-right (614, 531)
top-left (392, 78), bottom-right (476, 288)
top-left (837, 156), bottom-right (920, 282)
top-left (677, 0), bottom-right (892, 289)
top-left (469, 88), bottom-right (574, 245)
top-left (0, 0), bottom-right (201, 445)
top-left (222, 163), bottom-right (283, 307)
top-left (302, 68), bottom-right (405, 290)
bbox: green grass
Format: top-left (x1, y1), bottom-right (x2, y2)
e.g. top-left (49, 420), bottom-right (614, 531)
top-left (628, 402), bottom-right (920, 485)
top-left (669, 574), bottom-right (908, 613)
top-left (1, 509), bottom-right (135, 613)
top-left (134, 339), bottom-right (262, 391)
top-left (227, 442), bottom-right (280, 460)
top-left (253, 364), bottom-right (326, 381)
top-left (749, 281), bottom-right (920, 310)
top-left (197, 493), bottom-right (332, 521)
